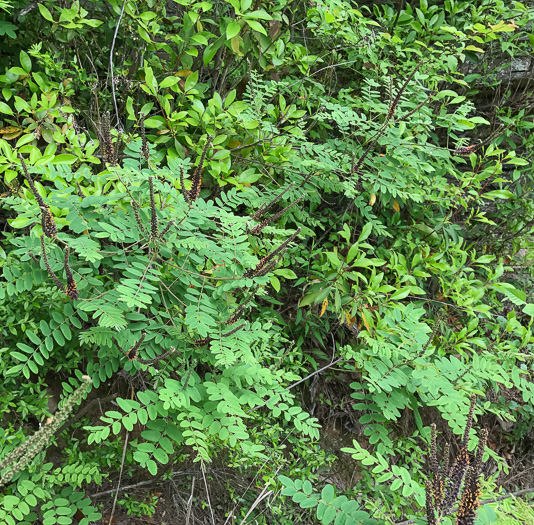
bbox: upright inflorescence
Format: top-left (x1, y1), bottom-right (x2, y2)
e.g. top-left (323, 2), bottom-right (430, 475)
top-left (442, 442), bottom-right (451, 477)
top-left (40, 205), bottom-right (57, 238)
top-left (442, 446), bottom-right (470, 514)
top-left (462, 394), bottom-right (477, 447)
top-left (452, 124), bottom-right (513, 157)
top-left (19, 154), bottom-right (57, 238)
top-left (455, 429), bottom-right (488, 525)
top-left (113, 334), bottom-right (177, 365)
top-left (430, 423), bottom-right (439, 475)
top-left (101, 111), bottom-right (115, 166)
top-left (429, 423), bottom-right (446, 510)
top-left (64, 246), bottom-right (79, 300)
top-left (140, 114), bottom-right (150, 166)
top-left (249, 194), bottom-right (304, 236)
top-left (423, 395), bottom-right (488, 525)
top-left (0, 376), bottom-right (92, 488)
top-left (244, 228), bottom-right (301, 279)
top-left (226, 288), bottom-right (258, 326)
top-left (251, 183), bottom-right (295, 222)
top-left (114, 130), bottom-right (123, 166)
top-left (425, 481), bottom-right (438, 525)
top-left (41, 235), bottom-right (65, 293)
top-left (188, 135), bottom-right (213, 202)
top-left (123, 331), bottom-right (147, 361)
top-left (149, 176), bottom-right (159, 238)
top-left (388, 60), bottom-right (424, 120)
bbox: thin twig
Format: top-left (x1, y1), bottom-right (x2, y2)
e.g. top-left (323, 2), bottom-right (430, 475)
top-left (246, 357), bottom-right (344, 414)
top-left (110, 0), bottom-right (128, 131)
top-left (185, 476), bottom-right (195, 525)
top-left (201, 463), bottom-right (216, 525)
top-left (108, 430), bottom-right (129, 525)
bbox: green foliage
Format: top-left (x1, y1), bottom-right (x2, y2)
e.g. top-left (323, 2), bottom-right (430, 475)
top-left (279, 476), bottom-right (378, 525)
top-left (118, 493), bottom-right (159, 519)
top-left (1, 0), bottom-right (534, 522)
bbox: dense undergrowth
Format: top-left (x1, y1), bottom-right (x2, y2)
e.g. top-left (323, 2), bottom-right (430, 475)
top-left (1, 0), bottom-right (534, 523)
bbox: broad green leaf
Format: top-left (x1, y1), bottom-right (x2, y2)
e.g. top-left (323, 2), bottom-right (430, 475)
top-left (184, 70), bottom-right (199, 91)
top-left (245, 19), bottom-right (267, 35)
top-left (38, 3), bottom-right (55, 22)
top-left (226, 21), bottom-right (241, 39)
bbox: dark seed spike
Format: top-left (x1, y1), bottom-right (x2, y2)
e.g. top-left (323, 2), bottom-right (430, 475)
top-left (388, 59), bottom-right (424, 120)
top-left (193, 336), bottom-right (212, 346)
top-left (221, 323), bottom-right (246, 337)
top-left (442, 446), bottom-right (469, 513)
top-left (453, 123), bottom-right (513, 156)
top-left (27, 252), bottom-right (40, 265)
top-left (137, 347), bottom-right (177, 365)
top-left (226, 287), bottom-right (258, 326)
top-left (180, 165), bottom-right (190, 203)
top-left (254, 252), bottom-right (286, 278)
top-left (456, 431), bottom-right (487, 525)
top-left (140, 114), bottom-right (150, 166)
top-left (250, 194), bottom-right (305, 236)
top-left (123, 185), bottom-right (148, 237)
top-left (252, 183), bottom-right (295, 221)
top-left (159, 220), bottom-right (175, 238)
top-left (463, 394), bottom-right (477, 448)
top-left (41, 234), bottom-right (65, 292)
top-left (131, 198), bottom-right (148, 236)
top-left (119, 332), bottom-right (147, 361)
top-left (64, 246), bottom-right (72, 280)
top-left (102, 111), bottom-right (115, 166)
top-left (18, 154), bottom-right (45, 208)
top-left (40, 205), bottom-right (57, 238)
top-left (430, 423), bottom-right (439, 475)
top-left (431, 475), bottom-right (445, 510)
top-left (188, 135), bottom-right (213, 202)
top-left (64, 246), bottom-right (79, 300)
top-left (244, 228), bottom-right (301, 278)
top-left (149, 176), bottom-right (158, 238)
top-left (424, 481), bottom-right (438, 525)
top-left (442, 442), bottom-right (451, 477)
top-left (354, 138), bottom-right (378, 173)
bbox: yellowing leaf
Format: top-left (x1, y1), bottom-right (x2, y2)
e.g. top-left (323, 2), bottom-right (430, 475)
top-left (360, 308), bottom-right (372, 331)
top-left (345, 311), bottom-right (357, 328)
top-left (228, 139), bottom-right (242, 149)
top-left (464, 45), bottom-right (484, 53)
top-left (3, 131), bottom-right (22, 140)
top-left (0, 126), bottom-right (20, 134)
top-left (319, 298), bottom-right (328, 318)
top-left (176, 69), bottom-right (193, 77)
top-left (369, 193), bottom-right (376, 206)
top-left (392, 200), bottom-right (400, 212)
top-left (231, 35), bottom-right (244, 55)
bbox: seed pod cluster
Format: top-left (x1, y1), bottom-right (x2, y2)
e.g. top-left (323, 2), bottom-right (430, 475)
top-left (244, 228), bottom-right (301, 279)
top-left (64, 247), bottom-right (79, 300)
top-left (101, 111), bottom-right (115, 165)
top-left (19, 155), bottom-right (57, 238)
top-left (188, 136), bottom-right (213, 202)
top-left (423, 395), bottom-right (489, 525)
top-left (250, 195), bottom-right (304, 236)
top-left (149, 176), bottom-right (159, 238)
